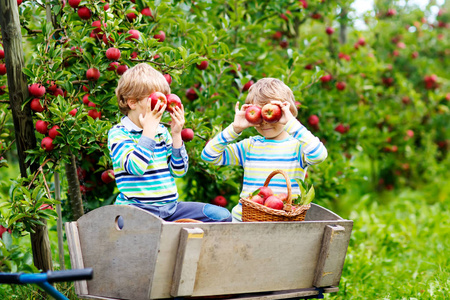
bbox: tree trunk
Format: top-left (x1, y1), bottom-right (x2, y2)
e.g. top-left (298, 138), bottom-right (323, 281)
top-left (66, 153), bottom-right (84, 220)
top-left (0, 0), bottom-right (53, 272)
top-left (339, 8), bottom-right (348, 44)
top-left (30, 220), bottom-right (53, 272)
top-left (0, 0), bottom-right (39, 176)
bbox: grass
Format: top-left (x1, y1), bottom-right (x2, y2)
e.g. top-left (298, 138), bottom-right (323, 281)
top-left (326, 178), bottom-right (450, 299)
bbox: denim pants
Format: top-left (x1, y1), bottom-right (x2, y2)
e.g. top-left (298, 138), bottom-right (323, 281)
top-left (130, 201), bottom-right (232, 222)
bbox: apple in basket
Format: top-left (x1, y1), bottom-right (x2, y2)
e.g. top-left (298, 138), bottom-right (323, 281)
top-left (258, 186), bottom-right (273, 199)
top-left (264, 196), bottom-right (284, 210)
top-left (249, 194), bottom-right (264, 205)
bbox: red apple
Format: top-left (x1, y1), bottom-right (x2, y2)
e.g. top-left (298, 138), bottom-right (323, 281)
top-left (126, 29), bottom-right (140, 41)
top-left (30, 98), bottom-right (45, 112)
top-left (130, 51), bottom-right (138, 59)
top-left (91, 20), bottom-right (104, 33)
top-left (48, 125), bottom-right (61, 139)
top-left (258, 186), bottom-right (273, 199)
top-left (107, 62), bottom-right (119, 71)
top-left (279, 40), bottom-right (289, 49)
top-left (0, 225), bottom-right (12, 239)
top-left (150, 92), bottom-right (167, 111)
top-left (154, 31), bottom-right (166, 42)
top-left (181, 128), bottom-right (194, 142)
top-left (41, 137), bottom-right (55, 151)
top-left (77, 7), bottom-right (91, 20)
top-left (69, 108), bottom-right (77, 116)
top-left (320, 74), bottom-right (332, 83)
top-left (308, 115), bottom-right (319, 126)
top-left (117, 65), bottom-right (128, 75)
top-left (261, 103), bottom-right (282, 123)
top-left (212, 195), bottom-right (227, 207)
top-left (273, 31), bottom-right (283, 40)
top-left (35, 120), bottom-right (49, 134)
top-left (295, 101), bottom-right (301, 109)
top-left (0, 64), bottom-right (6, 76)
top-left (53, 88), bottom-right (64, 98)
top-left (278, 193), bottom-right (288, 203)
top-left (242, 80), bottom-right (254, 92)
top-left (249, 194), bottom-right (265, 205)
top-left (88, 109), bottom-right (101, 119)
top-left (334, 123), bottom-right (349, 134)
top-left (88, 101), bottom-right (96, 108)
top-left (106, 47), bottom-right (121, 61)
top-left (29, 83), bottom-right (46, 97)
top-left (386, 8), bottom-right (397, 17)
top-left (299, 0), bottom-right (308, 9)
top-left (0, 49), bottom-right (5, 59)
top-left (186, 87), bottom-right (199, 101)
top-left (126, 12), bottom-right (138, 22)
top-left (336, 81), bottom-right (346, 91)
top-left (46, 80), bottom-right (57, 93)
top-left (39, 204), bottom-right (53, 210)
top-left (101, 169), bottom-right (115, 184)
top-left (68, 0), bottom-right (80, 8)
top-left (325, 27), bottom-right (334, 35)
top-left (196, 60), bottom-right (208, 70)
top-left (166, 94), bottom-right (182, 113)
top-left (164, 74), bottom-right (172, 85)
top-left (357, 37), bottom-right (366, 46)
top-left (86, 68), bottom-right (100, 81)
top-left (245, 105), bottom-right (263, 124)
top-left (264, 196), bottom-right (284, 210)
top-left (141, 7), bottom-right (152, 17)
top-left (0, 85), bottom-right (6, 95)
top-left (103, 33), bottom-right (115, 44)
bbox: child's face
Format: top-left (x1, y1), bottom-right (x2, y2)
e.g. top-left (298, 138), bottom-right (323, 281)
top-left (255, 121), bottom-right (288, 140)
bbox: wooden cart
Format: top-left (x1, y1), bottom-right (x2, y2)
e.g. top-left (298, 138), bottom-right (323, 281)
top-left (65, 203), bottom-right (352, 300)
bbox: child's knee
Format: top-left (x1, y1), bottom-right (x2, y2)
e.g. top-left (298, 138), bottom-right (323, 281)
top-left (203, 204), bottom-right (232, 222)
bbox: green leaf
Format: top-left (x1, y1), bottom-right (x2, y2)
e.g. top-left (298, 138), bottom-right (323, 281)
top-left (302, 186), bottom-right (315, 205)
top-left (2, 232), bottom-right (13, 251)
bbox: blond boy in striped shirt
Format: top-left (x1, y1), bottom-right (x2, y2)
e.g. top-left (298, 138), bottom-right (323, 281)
top-left (108, 63), bottom-right (231, 222)
top-left (201, 78), bottom-right (327, 222)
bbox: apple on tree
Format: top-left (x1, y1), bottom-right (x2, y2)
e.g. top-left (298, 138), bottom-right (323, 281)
top-left (308, 115), bottom-right (319, 126)
top-left (164, 74), bottom-right (172, 85)
top-left (77, 7), bottom-right (91, 20)
top-left (242, 80), bottom-right (254, 92)
top-left (29, 83), bottom-right (46, 97)
top-left (35, 120), bottom-right (49, 134)
top-left (41, 137), bottom-right (55, 152)
top-left (49, 125), bottom-right (61, 139)
top-left (101, 169), bottom-right (115, 184)
top-left (212, 195), bottom-right (227, 207)
top-left (196, 60), bottom-right (208, 70)
top-left (0, 64), bottom-right (6, 76)
top-left (261, 103), bottom-right (282, 123)
top-left (30, 98), bottom-right (45, 112)
top-left (86, 68), bottom-right (100, 81)
top-left (181, 128), bottom-right (194, 142)
top-left (154, 31), bottom-right (166, 42)
top-left (245, 105), bottom-right (263, 124)
top-left (106, 47), bottom-right (121, 61)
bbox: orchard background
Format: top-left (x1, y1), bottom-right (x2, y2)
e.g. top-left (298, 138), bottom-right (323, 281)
top-left (0, 0), bottom-right (449, 299)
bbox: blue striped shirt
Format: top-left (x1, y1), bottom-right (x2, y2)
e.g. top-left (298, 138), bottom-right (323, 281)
top-left (108, 116), bottom-right (188, 206)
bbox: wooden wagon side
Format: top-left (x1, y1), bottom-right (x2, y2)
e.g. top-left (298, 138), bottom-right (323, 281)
top-left (65, 204), bottom-right (352, 300)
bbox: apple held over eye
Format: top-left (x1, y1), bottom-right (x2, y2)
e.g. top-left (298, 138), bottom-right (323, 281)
top-left (264, 196), bottom-right (284, 210)
top-left (149, 92), bottom-right (167, 111)
top-left (245, 105), bottom-right (263, 124)
top-left (261, 103), bottom-right (282, 123)
top-left (166, 94), bottom-right (182, 113)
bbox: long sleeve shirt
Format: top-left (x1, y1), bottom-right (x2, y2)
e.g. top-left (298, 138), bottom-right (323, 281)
top-left (201, 118), bottom-right (327, 199)
top-left (108, 116), bottom-right (188, 206)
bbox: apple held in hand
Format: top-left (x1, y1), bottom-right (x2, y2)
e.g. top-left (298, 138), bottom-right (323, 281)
top-left (166, 94), bottom-right (182, 113)
top-left (261, 103), bottom-right (282, 123)
top-left (149, 92), bottom-right (167, 111)
top-left (245, 105), bottom-right (263, 124)
top-left (264, 196), bottom-right (284, 210)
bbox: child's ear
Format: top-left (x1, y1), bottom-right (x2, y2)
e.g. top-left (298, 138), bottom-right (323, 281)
top-left (127, 98), bottom-right (137, 110)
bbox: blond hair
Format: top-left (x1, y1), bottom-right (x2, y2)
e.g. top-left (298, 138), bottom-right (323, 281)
top-left (245, 78), bottom-right (297, 117)
top-left (115, 63), bottom-right (170, 115)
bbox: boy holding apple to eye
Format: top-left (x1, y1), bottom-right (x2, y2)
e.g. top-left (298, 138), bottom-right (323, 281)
top-left (108, 63), bottom-right (231, 222)
top-left (201, 78), bottom-right (327, 222)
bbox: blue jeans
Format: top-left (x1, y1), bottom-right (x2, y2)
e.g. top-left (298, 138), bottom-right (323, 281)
top-left (130, 201), bottom-right (232, 222)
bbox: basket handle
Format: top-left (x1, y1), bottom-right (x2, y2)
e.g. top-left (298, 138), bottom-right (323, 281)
top-left (263, 169), bottom-right (292, 206)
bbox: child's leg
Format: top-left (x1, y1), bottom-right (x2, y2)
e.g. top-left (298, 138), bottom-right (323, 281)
top-left (165, 202), bottom-right (232, 222)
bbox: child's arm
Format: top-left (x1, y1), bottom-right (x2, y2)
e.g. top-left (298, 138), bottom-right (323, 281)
top-left (167, 105), bottom-right (188, 177)
top-left (277, 102), bottom-right (328, 166)
top-left (108, 127), bottom-right (156, 176)
top-left (201, 102), bottom-right (251, 166)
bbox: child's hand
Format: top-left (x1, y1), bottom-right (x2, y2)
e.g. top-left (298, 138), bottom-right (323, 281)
top-left (140, 99), bottom-right (166, 139)
top-left (232, 102), bottom-right (254, 134)
top-left (271, 101), bottom-right (294, 125)
top-left (170, 105), bottom-right (185, 136)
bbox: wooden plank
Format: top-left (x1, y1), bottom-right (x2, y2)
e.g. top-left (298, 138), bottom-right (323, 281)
top-left (170, 227), bottom-right (205, 297)
top-left (64, 222), bottom-right (89, 295)
top-left (305, 204), bottom-right (342, 221)
top-left (151, 219), bottom-right (353, 299)
top-left (76, 205), bottom-right (163, 300)
top-left (313, 225), bottom-right (351, 287)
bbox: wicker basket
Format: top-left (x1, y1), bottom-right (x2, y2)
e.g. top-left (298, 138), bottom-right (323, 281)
top-left (240, 169), bottom-right (311, 222)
